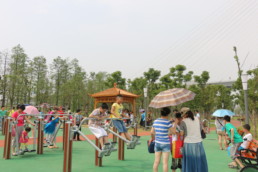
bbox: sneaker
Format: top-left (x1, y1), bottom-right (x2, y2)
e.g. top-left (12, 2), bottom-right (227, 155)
top-left (24, 148), bottom-right (29, 152)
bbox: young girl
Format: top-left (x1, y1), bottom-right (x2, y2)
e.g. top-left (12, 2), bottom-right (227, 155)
top-left (152, 107), bottom-right (173, 172)
top-left (19, 127), bottom-right (31, 153)
top-left (89, 103), bottom-right (110, 149)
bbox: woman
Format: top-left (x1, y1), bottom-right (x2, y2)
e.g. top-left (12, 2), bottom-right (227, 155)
top-left (178, 107), bottom-right (208, 172)
top-left (215, 117), bottom-right (227, 150)
top-left (151, 107), bottom-right (173, 172)
top-left (11, 104), bottom-right (35, 156)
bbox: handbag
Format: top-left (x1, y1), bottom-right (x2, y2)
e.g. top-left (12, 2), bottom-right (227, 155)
top-left (201, 129), bottom-right (206, 139)
top-left (171, 134), bottom-right (184, 159)
top-left (147, 139), bottom-right (155, 153)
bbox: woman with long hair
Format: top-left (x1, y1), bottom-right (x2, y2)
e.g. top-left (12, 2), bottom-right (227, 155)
top-left (177, 107), bottom-right (208, 172)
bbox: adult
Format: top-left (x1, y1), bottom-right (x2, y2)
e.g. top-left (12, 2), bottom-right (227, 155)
top-left (151, 107), bottom-right (173, 172)
top-left (215, 117), bottom-right (227, 150)
top-left (140, 109), bottom-right (146, 127)
top-left (0, 106), bottom-right (8, 130)
top-left (11, 104), bottom-right (35, 156)
top-left (147, 111), bottom-right (153, 126)
top-left (178, 107), bottom-right (208, 172)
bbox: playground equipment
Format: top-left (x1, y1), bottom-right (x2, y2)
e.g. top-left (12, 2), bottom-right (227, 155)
top-left (3, 113), bottom-right (74, 159)
top-left (63, 121), bottom-right (73, 172)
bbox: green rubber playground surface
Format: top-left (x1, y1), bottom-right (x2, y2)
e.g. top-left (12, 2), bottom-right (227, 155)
top-left (0, 130), bottom-right (236, 172)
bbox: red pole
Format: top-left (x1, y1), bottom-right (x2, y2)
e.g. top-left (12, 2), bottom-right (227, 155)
top-left (63, 121), bottom-right (73, 172)
top-left (95, 137), bottom-right (102, 167)
top-left (37, 117), bottom-right (44, 155)
top-left (3, 117), bottom-right (12, 159)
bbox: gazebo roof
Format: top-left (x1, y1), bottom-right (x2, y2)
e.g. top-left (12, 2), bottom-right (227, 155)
top-left (90, 83), bottom-right (140, 98)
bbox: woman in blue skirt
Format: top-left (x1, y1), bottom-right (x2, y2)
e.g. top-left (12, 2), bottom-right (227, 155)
top-left (177, 107), bottom-right (208, 172)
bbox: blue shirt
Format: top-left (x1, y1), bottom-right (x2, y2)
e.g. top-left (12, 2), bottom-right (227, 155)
top-left (153, 118), bottom-right (172, 144)
top-left (141, 113), bottom-right (146, 121)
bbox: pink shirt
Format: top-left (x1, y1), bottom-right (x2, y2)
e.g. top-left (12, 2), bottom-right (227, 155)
top-left (12, 111), bottom-right (26, 126)
top-left (19, 131), bottom-right (29, 143)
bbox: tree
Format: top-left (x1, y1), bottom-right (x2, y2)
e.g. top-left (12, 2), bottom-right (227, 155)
top-left (105, 71), bottom-right (126, 89)
top-left (0, 50), bottom-right (9, 106)
top-left (31, 56), bottom-right (48, 105)
top-left (8, 45), bottom-right (28, 107)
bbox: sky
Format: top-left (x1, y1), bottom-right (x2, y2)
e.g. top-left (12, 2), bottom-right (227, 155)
top-left (0, 0), bottom-right (257, 82)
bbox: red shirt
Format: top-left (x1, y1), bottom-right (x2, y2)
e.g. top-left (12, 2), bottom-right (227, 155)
top-left (20, 131), bottom-right (29, 143)
top-left (12, 111), bottom-right (26, 126)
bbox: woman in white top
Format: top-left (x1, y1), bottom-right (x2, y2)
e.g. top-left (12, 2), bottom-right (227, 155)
top-left (215, 117), bottom-right (227, 150)
top-left (178, 107), bottom-right (208, 172)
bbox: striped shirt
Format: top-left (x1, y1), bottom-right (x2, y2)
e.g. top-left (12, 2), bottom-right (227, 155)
top-left (153, 118), bottom-right (172, 144)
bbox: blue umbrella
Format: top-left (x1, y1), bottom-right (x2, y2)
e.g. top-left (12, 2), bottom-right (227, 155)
top-left (212, 109), bottom-right (235, 117)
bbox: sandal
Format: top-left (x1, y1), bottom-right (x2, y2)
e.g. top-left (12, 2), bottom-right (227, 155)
top-left (12, 153), bottom-right (18, 156)
top-left (228, 162), bottom-right (238, 169)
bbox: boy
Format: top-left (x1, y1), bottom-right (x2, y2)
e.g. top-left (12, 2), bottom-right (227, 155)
top-left (89, 103), bottom-right (110, 149)
top-left (73, 109), bottom-right (83, 141)
top-left (111, 95), bottom-right (132, 141)
top-left (223, 115), bottom-right (243, 168)
top-left (0, 106), bottom-right (8, 130)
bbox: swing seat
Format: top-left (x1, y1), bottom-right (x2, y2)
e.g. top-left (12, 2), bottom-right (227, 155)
top-left (239, 139), bottom-right (258, 170)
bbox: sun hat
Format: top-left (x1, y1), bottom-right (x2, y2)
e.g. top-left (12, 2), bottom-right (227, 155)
top-left (180, 107), bottom-right (190, 115)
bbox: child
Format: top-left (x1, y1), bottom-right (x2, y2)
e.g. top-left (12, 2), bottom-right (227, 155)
top-left (73, 109), bottom-right (83, 141)
top-left (111, 95), bottom-right (132, 141)
top-left (19, 127), bottom-right (31, 153)
top-left (89, 103), bottom-right (110, 149)
top-left (171, 113), bottom-right (183, 172)
top-left (223, 115), bottom-right (243, 169)
top-left (44, 114), bottom-right (60, 149)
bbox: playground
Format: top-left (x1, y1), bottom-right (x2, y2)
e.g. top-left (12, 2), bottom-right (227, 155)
top-left (0, 127), bottom-right (236, 172)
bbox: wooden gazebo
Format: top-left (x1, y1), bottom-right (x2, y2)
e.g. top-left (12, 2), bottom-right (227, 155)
top-left (90, 83), bottom-right (140, 114)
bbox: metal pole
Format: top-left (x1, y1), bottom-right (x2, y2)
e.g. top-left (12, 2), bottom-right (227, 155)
top-left (63, 121), bottom-right (73, 172)
top-left (37, 117), bottom-right (44, 154)
top-left (3, 117), bottom-right (12, 159)
top-left (244, 90), bottom-right (249, 124)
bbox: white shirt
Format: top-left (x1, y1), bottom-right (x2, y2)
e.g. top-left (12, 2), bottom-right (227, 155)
top-left (241, 133), bottom-right (252, 149)
top-left (130, 114), bottom-right (134, 122)
top-left (196, 113), bottom-right (200, 118)
top-left (180, 117), bottom-right (202, 143)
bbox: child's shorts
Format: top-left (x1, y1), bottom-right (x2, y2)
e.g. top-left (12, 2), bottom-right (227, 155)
top-left (113, 120), bottom-right (127, 133)
top-left (154, 143), bottom-right (171, 152)
top-left (89, 126), bottom-right (108, 139)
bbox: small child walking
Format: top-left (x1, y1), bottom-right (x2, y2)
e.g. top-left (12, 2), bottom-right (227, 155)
top-left (19, 127), bottom-right (31, 152)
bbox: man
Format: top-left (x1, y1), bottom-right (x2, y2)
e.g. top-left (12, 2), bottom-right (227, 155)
top-left (111, 95), bottom-right (132, 142)
top-left (140, 109), bottom-right (146, 127)
top-left (223, 115), bottom-right (243, 168)
top-left (0, 106), bottom-right (8, 130)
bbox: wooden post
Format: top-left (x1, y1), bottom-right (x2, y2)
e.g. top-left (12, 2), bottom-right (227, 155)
top-left (3, 117), bottom-right (12, 159)
top-left (134, 124), bottom-right (138, 136)
top-left (113, 127), bottom-right (117, 143)
top-left (63, 121), bottom-right (73, 172)
top-left (63, 117), bottom-right (68, 150)
top-left (2, 116), bottom-right (6, 135)
top-left (118, 133), bottom-right (124, 160)
top-left (95, 137), bottom-right (102, 167)
top-left (37, 117), bottom-right (44, 154)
